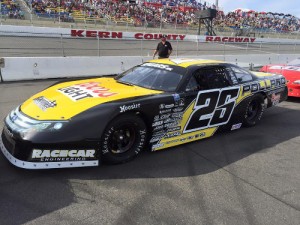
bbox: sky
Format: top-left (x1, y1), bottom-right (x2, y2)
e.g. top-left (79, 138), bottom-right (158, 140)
top-left (204, 0), bottom-right (300, 18)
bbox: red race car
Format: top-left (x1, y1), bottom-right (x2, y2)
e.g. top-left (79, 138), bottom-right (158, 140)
top-left (260, 58), bottom-right (300, 97)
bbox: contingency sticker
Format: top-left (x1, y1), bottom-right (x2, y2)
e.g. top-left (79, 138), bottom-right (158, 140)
top-left (57, 82), bottom-right (117, 101)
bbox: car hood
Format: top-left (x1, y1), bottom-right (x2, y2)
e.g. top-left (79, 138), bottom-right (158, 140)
top-left (260, 64), bottom-right (300, 81)
top-left (20, 77), bottom-right (162, 120)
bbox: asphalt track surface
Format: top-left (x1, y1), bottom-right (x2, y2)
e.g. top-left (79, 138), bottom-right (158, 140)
top-left (1, 36), bottom-right (300, 57)
top-left (1, 80), bottom-right (300, 225)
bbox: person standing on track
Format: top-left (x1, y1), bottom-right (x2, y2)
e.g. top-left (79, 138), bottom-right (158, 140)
top-left (153, 35), bottom-right (173, 59)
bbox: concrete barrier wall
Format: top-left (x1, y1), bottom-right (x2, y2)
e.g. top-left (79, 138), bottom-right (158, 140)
top-left (1, 54), bottom-right (298, 82)
top-left (0, 56), bottom-right (152, 82)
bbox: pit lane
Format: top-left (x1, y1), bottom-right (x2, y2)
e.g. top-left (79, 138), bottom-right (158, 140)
top-left (0, 80), bottom-right (299, 225)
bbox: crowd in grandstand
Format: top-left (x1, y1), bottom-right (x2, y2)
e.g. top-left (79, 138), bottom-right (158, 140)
top-left (215, 10), bottom-right (300, 32)
top-left (1, 0), bottom-right (300, 32)
top-left (0, 0), bottom-right (25, 19)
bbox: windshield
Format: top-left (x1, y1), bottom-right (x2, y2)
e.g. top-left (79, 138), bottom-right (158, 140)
top-left (116, 63), bottom-right (184, 91)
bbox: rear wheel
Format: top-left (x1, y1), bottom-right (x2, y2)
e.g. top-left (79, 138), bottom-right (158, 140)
top-left (100, 114), bottom-right (147, 164)
top-left (243, 94), bottom-right (265, 127)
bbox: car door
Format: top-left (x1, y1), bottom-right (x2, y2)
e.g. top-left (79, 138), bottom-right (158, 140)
top-left (181, 65), bottom-right (240, 134)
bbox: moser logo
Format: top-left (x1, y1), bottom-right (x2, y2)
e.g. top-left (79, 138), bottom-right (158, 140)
top-left (57, 82), bottom-right (117, 101)
top-left (34, 96), bottom-right (57, 111)
top-left (71, 30), bottom-right (186, 40)
top-left (32, 149), bottom-right (96, 161)
top-left (120, 103), bottom-right (141, 113)
top-left (206, 36), bottom-right (256, 43)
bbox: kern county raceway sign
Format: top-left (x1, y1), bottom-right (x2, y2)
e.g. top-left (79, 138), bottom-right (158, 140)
top-left (70, 29), bottom-right (256, 43)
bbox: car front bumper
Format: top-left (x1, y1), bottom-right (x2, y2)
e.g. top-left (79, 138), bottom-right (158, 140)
top-left (0, 131), bottom-right (99, 169)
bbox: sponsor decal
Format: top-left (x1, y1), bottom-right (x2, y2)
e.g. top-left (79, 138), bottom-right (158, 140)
top-left (271, 93), bottom-right (281, 105)
top-left (142, 63), bottom-right (173, 71)
top-left (71, 30), bottom-right (186, 40)
top-left (251, 84), bottom-right (259, 91)
top-left (153, 115), bottom-right (160, 121)
top-left (167, 126), bottom-right (181, 132)
top-left (242, 78), bottom-right (285, 96)
top-left (31, 149), bottom-right (96, 161)
top-left (184, 87), bottom-right (240, 133)
top-left (171, 112), bottom-right (183, 118)
top-left (150, 135), bottom-right (164, 143)
top-left (165, 132), bottom-right (205, 144)
top-left (160, 114), bottom-right (171, 120)
top-left (57, 82), bottom-right (117, 101)
top-left (152, 121), bottom-right (164, 127)
top-left (164, 131), bottom-right (181, 139)
top-left (173, 107), bottom-right (184, 112)
top-left (153, 125), bottom-right (164, 131)
top-left (206, 36), bottom-right (256, 43)
top-left (120, 103), bottom-right (141, 113)
top-left (152, 143), bottom-right (164, 150)
top-left (231, 123), bottom-right (242, 130)
top-left (11, 114), bottom-right (18, 122)
top-left (159, 103), bottom-right (175, 109)
top-left (34, 96), bottom-right (57, 111)
top-left (153, 130), bottom-right (165, 136)
top-left (164, 121), bottom-right (179, 128)
top-left (164, 118), bottom-right (178, 124)
top-left (172, 93), bottom-right (180, 102)
top-left (178, 99), bottom-right (185, 106)
top-left (170, 59), bottom-right (199, 64)
top-left (159, 109), bottom-right (172, 114)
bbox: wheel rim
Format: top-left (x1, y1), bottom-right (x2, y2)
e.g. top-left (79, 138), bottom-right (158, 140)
top-left (247, 100), bottom-right (259, 121)
top-left (110, 124), bottom-right (136, 154)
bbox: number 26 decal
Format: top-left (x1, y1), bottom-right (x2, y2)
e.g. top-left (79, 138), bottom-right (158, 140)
top-left (183, 87), bottom-right (240, 133)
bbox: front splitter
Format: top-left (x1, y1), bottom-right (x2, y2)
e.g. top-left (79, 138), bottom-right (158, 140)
top-left (0, 136), bottom-right (99, 169)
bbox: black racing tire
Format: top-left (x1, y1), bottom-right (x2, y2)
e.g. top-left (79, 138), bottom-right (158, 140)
top-left (243, 94), bottom-right (265, 127)
top-left (100, 114), bottom-right (147, 164)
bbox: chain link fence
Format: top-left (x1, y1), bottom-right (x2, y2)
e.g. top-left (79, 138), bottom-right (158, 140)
top-left (1, 30), bottom-right (300, 59)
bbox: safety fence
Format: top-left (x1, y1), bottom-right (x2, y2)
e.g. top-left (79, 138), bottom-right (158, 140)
top-left (1, 26), bottom-right (300, 58)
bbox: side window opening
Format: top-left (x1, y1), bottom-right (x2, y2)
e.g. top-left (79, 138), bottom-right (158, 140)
top-left (230, 66), bottom-right (253, 83)
top-left (186, 66), bottom-right (231, 92)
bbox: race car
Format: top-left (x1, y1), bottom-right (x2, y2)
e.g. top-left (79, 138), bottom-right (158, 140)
top-left (260, 57), bottom-right (300, 97)
top-left (0, 58), bottom-right (287, 169)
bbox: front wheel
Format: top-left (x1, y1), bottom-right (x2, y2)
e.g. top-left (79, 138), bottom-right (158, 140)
top-left (100, 114), bottom-right (147, 164)
top-left (243, 94), bottom-right (265, 127)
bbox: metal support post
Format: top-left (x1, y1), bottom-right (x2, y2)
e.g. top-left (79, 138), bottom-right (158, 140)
top-left (176, 39), bottom-right (178, 57)
top-left (97, 36), bottom-right (100, 56)
top-left (60, 34), bottom-right (65, 57)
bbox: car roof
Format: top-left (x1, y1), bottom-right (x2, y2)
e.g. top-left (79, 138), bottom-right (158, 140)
top-left (149, 58), bottom-right (224, 68)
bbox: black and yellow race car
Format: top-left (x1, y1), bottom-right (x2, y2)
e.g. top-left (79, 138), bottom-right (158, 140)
top-left (0, 58), bottom-right (287, 169)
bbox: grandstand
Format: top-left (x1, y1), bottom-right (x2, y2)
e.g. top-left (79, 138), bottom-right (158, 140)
top-left (0, 0), bottom-right (25, 19)
top-left (1, 0), bottom-right (300, 36)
